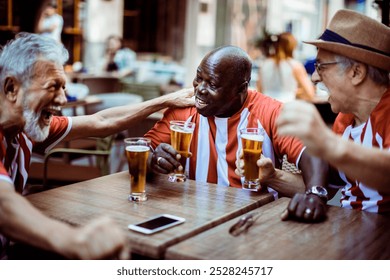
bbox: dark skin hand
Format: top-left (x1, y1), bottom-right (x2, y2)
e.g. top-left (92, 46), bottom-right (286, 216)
top-left (281, 193), bottom-right (327, 222)
top-left (150, 143), bottom-right (182, 174)
top-left (281, 151), bottom-right (329, 223)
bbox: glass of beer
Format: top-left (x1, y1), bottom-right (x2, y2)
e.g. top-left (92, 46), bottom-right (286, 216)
top-left (240, 128), bottom-right (265, 191)
top-left (124, 137), bottom-right (151, 201)
top-left (169, 120), bottom-right (195, 182)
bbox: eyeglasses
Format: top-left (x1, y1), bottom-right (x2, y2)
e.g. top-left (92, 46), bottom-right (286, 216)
top-left (314, 62), bottom-right (339, 73)
top-left (229, 212), bottom-right (261, 236)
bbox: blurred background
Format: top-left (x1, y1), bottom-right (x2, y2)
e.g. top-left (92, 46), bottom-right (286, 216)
top-left (1, 0), bottom-right (388, 187)
top-left (1, 0), bottom-right (388, 88)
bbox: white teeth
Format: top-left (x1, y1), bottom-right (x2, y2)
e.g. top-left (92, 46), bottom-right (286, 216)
top-left (50, 106), bottom-right (61, 112)
top-left (197, 99), bottom-right (206, 105)
top-left (45, 106), bottom-right (61, 114)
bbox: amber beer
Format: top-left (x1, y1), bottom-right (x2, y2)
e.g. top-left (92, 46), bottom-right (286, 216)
top-left (124, 138), bottom-right (150, 201)
top-left (169, 120), bottom-right (195, 182)
top-left (240, 128), bottom-right (264, 190)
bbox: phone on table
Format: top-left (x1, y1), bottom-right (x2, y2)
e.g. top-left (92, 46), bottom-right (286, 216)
top-left (128, 214), bottom-right (185, 235)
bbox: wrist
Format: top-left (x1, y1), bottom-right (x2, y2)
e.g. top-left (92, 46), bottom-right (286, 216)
top-left (306, 185), bottom-right (328, 203)
top-left (259, 167), bottom-right (279, 185)
top-left (49, 224), bottom-right (79, 259)
top-left (322, 131), bottom-right (344, 162)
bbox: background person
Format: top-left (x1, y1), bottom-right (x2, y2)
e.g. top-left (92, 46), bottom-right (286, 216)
top-left (257, 32), bottom-right (315, 102)
top-left (0, 32), bottom-right (194, 259)
top-left (100, 35), bottom-right (137, 78)
top-left (36, 2), bottom-right (63, 44)
top-left (277, 9), bottom-right (390, 217)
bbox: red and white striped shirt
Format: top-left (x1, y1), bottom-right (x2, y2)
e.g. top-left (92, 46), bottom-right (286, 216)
top-left (145, 89), bottom-right (304, 188)
top-left (332, 88), bottom-right (390, 213)
top-left (0, 116), bottom-right (71, 193)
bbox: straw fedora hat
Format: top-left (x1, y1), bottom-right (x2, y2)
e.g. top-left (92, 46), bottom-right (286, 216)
top-left (304, 9), bottom-right (390, 71)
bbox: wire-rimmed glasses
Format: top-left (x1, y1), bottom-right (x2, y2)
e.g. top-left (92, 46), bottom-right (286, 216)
top-left (314, 61), bottom-right (339, 73)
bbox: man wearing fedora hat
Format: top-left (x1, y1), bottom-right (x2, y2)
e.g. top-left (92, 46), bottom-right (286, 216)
top-left (277, 9), bottom-right (390, 219)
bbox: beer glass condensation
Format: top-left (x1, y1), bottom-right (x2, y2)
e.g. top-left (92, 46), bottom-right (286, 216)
top-left (240, 128), bottom-right (265, 191)
top-left (169, 120), bottom-right (195, 182)
top-left (124, 137), bottom-right (151, 201)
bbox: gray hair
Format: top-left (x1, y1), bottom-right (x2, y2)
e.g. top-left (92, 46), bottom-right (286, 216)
top-left (0, 32), bottom-right (69, 90)
top-left (335, 55), bottom-right (389, 86)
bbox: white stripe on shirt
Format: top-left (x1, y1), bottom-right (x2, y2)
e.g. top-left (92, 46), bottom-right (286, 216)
top-left (215, 117), bottom-right (229, 187)
top-left (44, 117), bottom-right (73, 153)
top-left (195, 116), bottom-right (210, 182)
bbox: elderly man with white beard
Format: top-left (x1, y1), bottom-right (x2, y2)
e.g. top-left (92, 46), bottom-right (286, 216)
top-left (0, 32), bottom-right (194, 259)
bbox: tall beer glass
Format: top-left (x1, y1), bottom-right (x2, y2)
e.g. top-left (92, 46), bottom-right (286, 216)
top-left (169, 120), bottom-right (195, 182)
top-left (240, 128), bottom-right (264, 190)
top-left (124, 137), bottom-right (151, 201)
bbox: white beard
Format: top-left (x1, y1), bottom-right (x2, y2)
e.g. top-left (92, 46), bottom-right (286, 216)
top-left (23, 108), bottom-right (50, 142)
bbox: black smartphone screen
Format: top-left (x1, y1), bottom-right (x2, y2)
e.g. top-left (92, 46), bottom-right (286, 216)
top-left (136, 216), bottom-right (179, 230)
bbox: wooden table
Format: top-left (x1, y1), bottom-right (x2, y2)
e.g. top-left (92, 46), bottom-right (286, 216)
top-left (25, 172), bottom-right (274, 259)
top-left (166, 197), bottom-right (390, 260)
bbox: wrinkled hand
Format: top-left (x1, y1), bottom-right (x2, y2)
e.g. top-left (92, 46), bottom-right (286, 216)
top-left (165, 87), bottom-right (195, 108)
top-left (235, 151), bottom-right (276, 184)
top-left (257, 156), bottom-right (277, 182)
top-left (68, 216), bottom-right (130, 260)
top-left (281, 193), bottom-right (327, 223)
top-left (152, 143), bottom-right (182, 174)
top-left (276, 101), bottom-right (333, 157)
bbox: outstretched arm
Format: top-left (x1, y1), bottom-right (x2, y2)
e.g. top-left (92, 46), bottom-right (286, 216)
top-left (0, 182), bottom-right (129, 259)
top-left (66, 87), bottom-right (194, 140)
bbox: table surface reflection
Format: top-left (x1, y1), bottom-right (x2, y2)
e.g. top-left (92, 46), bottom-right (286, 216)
top-left (166, 197), bottom-right (390, 260)
top-left (26, 172), bottom-right (274, 259)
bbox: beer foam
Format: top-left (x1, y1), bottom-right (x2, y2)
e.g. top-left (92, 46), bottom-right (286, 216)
top-left (241, 134), bottom-right (264, 142)
top-left (170, 125), bottom-right (193, 133)
top-left (126, 145), bottom-right (150, 152)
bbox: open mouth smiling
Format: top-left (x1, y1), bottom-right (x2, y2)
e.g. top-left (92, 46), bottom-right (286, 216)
top-left (41, 106), bottom-right (61, 124)
top-left (195, 96), bottom-right (208, 109)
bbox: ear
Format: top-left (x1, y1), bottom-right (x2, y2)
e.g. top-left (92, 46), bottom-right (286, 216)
top-left (3, 77), bottom-right (21, 102)
top-left (350, 63), bottom-right (367, 86)
top-left (238, 81), bottom-right (249, 94)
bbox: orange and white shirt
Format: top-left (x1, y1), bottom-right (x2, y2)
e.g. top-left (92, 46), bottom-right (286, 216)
top-left (0, 116), bottom-right (71, 258)
top-left (145, 89), bottom-right (304, 190)
top-left (0, 116), bottom-right (72, 193)
top-left (332, 88), bottom-right (390, 213)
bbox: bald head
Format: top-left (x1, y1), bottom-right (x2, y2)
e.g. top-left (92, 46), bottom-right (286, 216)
top-left (203, 45), bottom-right (252, 84)
top-left (193, 45), bottom-right (252, 118)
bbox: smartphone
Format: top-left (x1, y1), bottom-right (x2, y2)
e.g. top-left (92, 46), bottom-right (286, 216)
top-left (128, 214), bottom-right (185, 235)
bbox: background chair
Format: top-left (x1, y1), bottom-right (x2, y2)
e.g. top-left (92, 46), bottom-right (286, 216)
top-left (85, 92), bottom-right (143, 114)
top-left (28, 135), bottom-right (114, 190)
top-left (120, 78), bottom-right (162, 101)
top-left (79, 76), bottom-right (121, 94)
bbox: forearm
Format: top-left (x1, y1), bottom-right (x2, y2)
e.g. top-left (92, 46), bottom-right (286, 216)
top-left (0, 186), bottom-right (75, 256)
top-left (67, 88), bottom-right (193, 141)
top-left (324, 135), bottom-right (390, 193)
top-left (298, 150), bottom-right (329, 190)
top-left (262, 169), bottom-right (305, 197)
top-left (68, 96), bottom-right (170, 139)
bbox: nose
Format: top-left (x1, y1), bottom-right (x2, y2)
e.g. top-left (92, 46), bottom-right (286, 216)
top-left (55, 88), bottom-right (67, 106)
top-left (311, 70), bottom-right (321, 84)
top-left (195, 81), bottom-right (208, 96)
